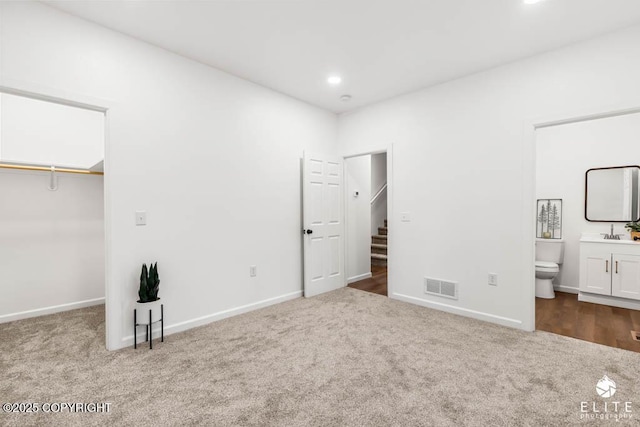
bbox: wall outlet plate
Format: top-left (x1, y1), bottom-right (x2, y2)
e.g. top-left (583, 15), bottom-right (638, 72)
top-left (488, 273), bottom-right (498, 286)
top-left (250, 265), bottom-right (257, 277)
top-left (135, 211), bottom-right (147, 226)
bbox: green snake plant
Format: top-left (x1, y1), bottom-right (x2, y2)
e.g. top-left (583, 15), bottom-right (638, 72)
top-left (138, 262), bottom-right (160, 303)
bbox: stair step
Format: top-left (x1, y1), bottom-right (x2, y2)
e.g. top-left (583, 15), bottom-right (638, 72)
top-left (371, 243), bottom-right (387, 255)
top-left (371, 253), bottom-right (388, 266)
top-left (372, 235), bottom-right (387, 245)
top-left (372, 221), bottom-right (388, 266)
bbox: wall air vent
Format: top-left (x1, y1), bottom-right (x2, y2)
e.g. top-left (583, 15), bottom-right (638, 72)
top-left (424, 277), bottom-right (458, 300)
top-left (426, 278), bottom-right (440, 294)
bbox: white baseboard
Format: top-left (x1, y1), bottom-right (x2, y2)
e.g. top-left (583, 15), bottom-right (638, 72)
top-left (578, 292), bottom-right (640, 310)
top-left (556, 285), bottom-right (579, 294)
top-left (347, 272), bottom-right (372, 284)
top-left (0, 297), bottom-right (105, 324)
top-left (121, 290), bottom-right (302, 347)
top-left (391, 292), bottom-right (523, 329)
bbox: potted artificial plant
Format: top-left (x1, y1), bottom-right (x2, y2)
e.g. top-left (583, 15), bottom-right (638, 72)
top-left (626, 222), bottom-right (640, 241)
top-left (135, 262), bottom-right (161, 324)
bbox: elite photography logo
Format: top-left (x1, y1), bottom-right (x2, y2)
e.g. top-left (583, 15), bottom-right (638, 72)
top-left (580, 375), bottom-right (632, 421)
top-left (596, 376), bottom-right (617, 398)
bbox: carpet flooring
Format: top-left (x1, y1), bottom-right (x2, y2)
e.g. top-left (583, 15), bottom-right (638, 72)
top-left (1, 288), bottom-right (639, 426)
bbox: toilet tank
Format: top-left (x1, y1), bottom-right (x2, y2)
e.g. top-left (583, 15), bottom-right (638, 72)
top-left (536, 239), bottom-right (564, 264)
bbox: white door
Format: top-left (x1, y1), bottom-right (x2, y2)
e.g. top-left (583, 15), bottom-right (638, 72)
top-left (580, 247), bottom-right (611, 296)
top-left (612, 254), bottom-right (640, 300)
top-left (302, 152), bottom-right (344, 297)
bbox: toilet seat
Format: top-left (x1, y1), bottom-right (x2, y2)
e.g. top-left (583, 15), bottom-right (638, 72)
top-left (535, 261), bottom-right (559, 272)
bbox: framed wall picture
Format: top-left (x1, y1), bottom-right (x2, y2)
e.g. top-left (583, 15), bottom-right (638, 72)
top-left (537, 199), bottom-right (562, 239)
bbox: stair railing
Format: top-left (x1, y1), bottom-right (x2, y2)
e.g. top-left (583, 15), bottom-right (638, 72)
top-left (370, 182), bottom-right (387, 205)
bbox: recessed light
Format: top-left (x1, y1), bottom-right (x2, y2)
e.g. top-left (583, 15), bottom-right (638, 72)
top-left (340, 95), bottom-right (352, 102)
top-left (523, 0), bottom-right (543, 4)
top-left (327, 75), bottom-right (342, 85)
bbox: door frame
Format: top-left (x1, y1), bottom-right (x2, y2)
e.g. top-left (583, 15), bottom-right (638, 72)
top-left (524, 104), bottom-right (640, 332)
top-left (0, 80), bottom-right (113, 349)
top-left (343, 144), bottom-right (394, 297)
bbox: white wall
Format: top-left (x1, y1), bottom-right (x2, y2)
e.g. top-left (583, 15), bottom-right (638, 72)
top-left (0, 2), bottom-right (338, 349)
top-left (370, 152), bottom-right (387, 234)
top-left (0, 169), bottom-right (104, 321)
top-left (0, 93), bottom-right (104, 168)
top-left (345, 155), bottom-right (371, 282)
top-left (338, 24), bottom-right (640, 330)
top-left (536, 112), bottom-right (640, 292)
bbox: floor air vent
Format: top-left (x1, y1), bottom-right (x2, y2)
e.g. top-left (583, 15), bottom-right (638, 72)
top-left (631, 331), bottom-right (640, 342)
top-left (424, 277), bottom-right (458, 300)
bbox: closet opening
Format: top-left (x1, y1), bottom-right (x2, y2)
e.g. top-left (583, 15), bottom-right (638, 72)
top-left (0, 90), bottom-right (107, 343)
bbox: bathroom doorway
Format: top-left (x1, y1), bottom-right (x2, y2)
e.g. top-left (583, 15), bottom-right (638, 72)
top-left (533, 110), bottom-right (640, 353)
top-left (344, 150), bottom-right (390, 297)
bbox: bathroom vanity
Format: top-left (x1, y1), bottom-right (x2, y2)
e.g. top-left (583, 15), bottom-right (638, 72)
top-left (577, 164), bottom-right (640, 308)
top-left (579, 235), bottom-right (640, 307)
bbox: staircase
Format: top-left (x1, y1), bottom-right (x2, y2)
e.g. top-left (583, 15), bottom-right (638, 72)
top-left (371, 219), bottom-right (388, 267)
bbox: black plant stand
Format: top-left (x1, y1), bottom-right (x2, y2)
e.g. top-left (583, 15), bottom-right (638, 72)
top-left (134, 304), bottom-right (164, 349)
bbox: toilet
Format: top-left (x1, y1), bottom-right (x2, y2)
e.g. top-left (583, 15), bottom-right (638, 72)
top-left (535, 239), bottom-right (564, 299)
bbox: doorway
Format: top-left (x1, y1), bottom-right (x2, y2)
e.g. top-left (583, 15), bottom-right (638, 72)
top-left (0, 88), bottom-right (108, 345)
top-left (344, 150), bottom-right (389, 297)
top-left (533, 110), bottom-right (640, 353)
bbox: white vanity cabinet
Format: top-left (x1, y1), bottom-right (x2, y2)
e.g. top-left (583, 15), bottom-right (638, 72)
top-left (612, 254), bottom-right (640, 300)
top-left (579, 239), bottom-right (640, 300)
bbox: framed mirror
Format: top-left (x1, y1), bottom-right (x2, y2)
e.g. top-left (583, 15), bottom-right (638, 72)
top-left (585, 165), bottom-right (640, 222)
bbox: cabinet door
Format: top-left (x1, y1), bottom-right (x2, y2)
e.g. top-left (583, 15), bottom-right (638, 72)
top-left (612, 254), bottom-right (640, 300)
top-left (580, 251), bottom-right (612, 296)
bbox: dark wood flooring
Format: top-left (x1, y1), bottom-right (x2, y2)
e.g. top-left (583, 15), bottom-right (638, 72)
top-left (348, 266), bottom-right (387, 296)
top-left (536, 292), bottom-right (640, 353)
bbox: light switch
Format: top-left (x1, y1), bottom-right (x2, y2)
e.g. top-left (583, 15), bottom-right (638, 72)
top-left (401, 212), bottom-right (411, 222)
top-left (135, 211), bottom-right (147, 226)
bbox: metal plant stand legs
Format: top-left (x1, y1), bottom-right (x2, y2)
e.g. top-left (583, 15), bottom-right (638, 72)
top-left (134, 304), bottom-right (164, 349)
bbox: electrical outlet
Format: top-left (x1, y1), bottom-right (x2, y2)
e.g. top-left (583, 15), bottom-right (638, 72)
top-left (401, 212), bottom-right (411, 222)
top-left (135, 211), bottom-right (147, 226)
top-left (250, 265), bottom-right (257, 277)
top-left (488, 273), bottom-right (498, 286)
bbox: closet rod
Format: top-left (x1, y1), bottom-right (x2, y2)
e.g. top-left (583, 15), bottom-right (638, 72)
top-left (0, 163), bottom-right (104, 176)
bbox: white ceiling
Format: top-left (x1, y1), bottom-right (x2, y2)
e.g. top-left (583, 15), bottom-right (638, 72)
top-left (45, 0), bottom-right (640, 113)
